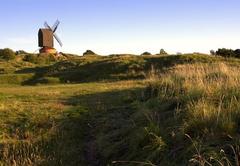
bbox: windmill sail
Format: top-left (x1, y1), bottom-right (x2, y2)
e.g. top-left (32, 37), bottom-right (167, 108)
top-left (52, 20), bottom-right (60, 32)
top-left (43, 20), bottom-right (63, 47)
top-left (53, 33), bottom-right (63, 47)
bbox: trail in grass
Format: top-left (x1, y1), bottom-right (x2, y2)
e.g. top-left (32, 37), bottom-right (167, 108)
top-left (63, 82), bottom-right (144, 165)
top-left (0, 81), bottom-right (144, 165)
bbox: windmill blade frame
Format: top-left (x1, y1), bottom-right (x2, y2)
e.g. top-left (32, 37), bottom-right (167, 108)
top-left (44, 21), bottom-right (52, 30)
top-left (42, 20), bottom-right (63, 47)
top-left (52, 20), bottom-right (60, 32)
top-left (53, 33), bottom-right (63, 47)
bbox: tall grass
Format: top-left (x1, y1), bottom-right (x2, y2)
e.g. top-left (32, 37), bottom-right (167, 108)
top-left (138, 62), bottom-right (240, 165)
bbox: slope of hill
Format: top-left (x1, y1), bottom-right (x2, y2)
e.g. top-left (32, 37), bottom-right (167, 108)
top-left (0, 53), bottom-right (239, 165)
top-left (1, 53), bottom-right (239, 84)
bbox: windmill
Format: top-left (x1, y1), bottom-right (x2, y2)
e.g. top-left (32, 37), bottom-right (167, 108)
top-left (38, 20), bottom-right (63, 54)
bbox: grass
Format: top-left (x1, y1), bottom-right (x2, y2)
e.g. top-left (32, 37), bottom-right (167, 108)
top-left (2, 53), bottom-right (237, 85)
top-left (125, 62), bottom-right (240, 165)
top-left (0, 53), bottom-right (240, 165)
top-left (0, 81), bottom-right (144, 165)
top-left (0, 74), bottom-right (34, 84)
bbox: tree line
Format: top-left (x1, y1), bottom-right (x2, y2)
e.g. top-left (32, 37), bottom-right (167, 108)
top-left (1, 48), bottom-right (240, 60)
top-left (211, 48), bottom-right (240, 58)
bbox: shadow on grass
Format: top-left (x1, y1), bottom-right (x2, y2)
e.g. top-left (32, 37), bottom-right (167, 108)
top-left (18, 54), bottom-right (219, 85)
top-left (0, 87), bottom-right (143, 166)
top-left (63, 87), bottom-right (143, 166)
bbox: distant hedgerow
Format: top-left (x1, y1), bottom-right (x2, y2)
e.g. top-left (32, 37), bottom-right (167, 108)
top-left (216, 48), bottom-right (240, 58)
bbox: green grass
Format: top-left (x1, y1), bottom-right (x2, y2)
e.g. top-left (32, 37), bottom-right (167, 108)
top-left (0, 81), bottom-right (144, 165)
top-left (2, 53), bottom-right (236, 85)
top-left (0, 74), bottom-right (34, 84)
top-left (0, 54), bottom-right (240, 165)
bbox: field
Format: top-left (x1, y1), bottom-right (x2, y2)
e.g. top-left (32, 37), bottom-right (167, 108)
top-left (0, 53), bottom-right (240, 165)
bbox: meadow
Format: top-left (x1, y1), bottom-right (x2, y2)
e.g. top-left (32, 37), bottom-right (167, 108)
top-left (0, 53), bottom-right (239, 165)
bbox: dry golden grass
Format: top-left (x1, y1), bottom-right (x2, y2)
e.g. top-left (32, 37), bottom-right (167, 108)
top-left (138, 62), bottom-right (240, 165)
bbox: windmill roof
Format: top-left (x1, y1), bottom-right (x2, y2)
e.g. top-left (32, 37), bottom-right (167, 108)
top-left (39, 28), bottom-right (52, 32)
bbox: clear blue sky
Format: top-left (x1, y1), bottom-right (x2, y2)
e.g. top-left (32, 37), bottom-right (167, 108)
top-left (0, 0), bottom-right (240, 55)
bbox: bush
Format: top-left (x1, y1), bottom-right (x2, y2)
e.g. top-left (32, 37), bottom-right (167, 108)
top-left (141, 52), bottom-right (152, 56)
top-left (83, 50), bottom-right (96, 56)
top-left (24, 54), bottom-right (38, 63)
top-left (234, 49), bottom-right (240, 58)
top-left (159, 49), bottom-right (168, 55)
top-left (216, 48), bottom-right (235, 58)
top-left (0, 48), bottom-right (16, 60)
top-left (16, 50), bottom-right (28, 55)
top-left (210, 50), bottom-right (216, 56)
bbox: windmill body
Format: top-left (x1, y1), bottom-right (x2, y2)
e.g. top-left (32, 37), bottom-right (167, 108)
top-left (38, 20), bottom-right (62, 54)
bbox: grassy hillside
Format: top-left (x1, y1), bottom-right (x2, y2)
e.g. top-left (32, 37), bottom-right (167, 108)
top-left (1, 53), bottom-right (240, 85)
top-left (0, 53), bottom-right (239, 165)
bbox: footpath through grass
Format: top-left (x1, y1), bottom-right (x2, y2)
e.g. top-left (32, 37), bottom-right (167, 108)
top-left (0, 81), bottom-right (144, 165)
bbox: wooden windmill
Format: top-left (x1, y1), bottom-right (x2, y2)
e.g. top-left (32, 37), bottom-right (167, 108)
top-left (38, 20), bottom-right (63, 54)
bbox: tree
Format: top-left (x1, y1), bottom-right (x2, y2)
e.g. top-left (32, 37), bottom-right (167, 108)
top-left (216, 48), bottom-right (235, 58)
top-left (159, 49), bottom-right (168, 55)
top-left (141, 52), bottom-right (151, 56)
top-left (210, 50), bottom-right (216, 56)
top-left (234, 49), bottom-right (240, 58)
top-left (0, 48), bottom-right (16, 60)
top-left (83, 50), bottom-right (96, 56)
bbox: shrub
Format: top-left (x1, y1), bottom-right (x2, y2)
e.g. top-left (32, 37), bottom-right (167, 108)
top-left (234, 49), bottom-right (240, 58)
top-left (0, 48), bottom-right (16, 60)
top-left (24, 54), bottom-right (38, 63)
top-left (210, 50), bottom-right (216, 56)
top-left (216, 48), bottom-right (235, 58)
top-left (83, 50), bottom-right (96, 56)
top-left (16, 50), bottom-right (28, 55)
top-left (141, 52), bottom-right (152, 56)
top-left (159, 49), bottom-right (168, 55)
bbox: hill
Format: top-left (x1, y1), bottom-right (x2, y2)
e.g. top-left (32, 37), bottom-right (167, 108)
top-left (0, 53), bottom-right (239, 165)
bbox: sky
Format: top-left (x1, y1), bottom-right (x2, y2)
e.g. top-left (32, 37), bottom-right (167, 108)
top-left (0, 0), bottom-right (240, 55)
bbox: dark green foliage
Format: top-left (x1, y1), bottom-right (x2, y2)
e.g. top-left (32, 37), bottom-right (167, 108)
top-left (83, 50), bottom-right (96, 56)
top-left (216, 48), bottom-right (235, 57)
top-left (234, 49), bottom-right (240, 58)
top-left (16, 50), bottom-right (28, 55)
top-left (210, 49), bottom-right (216, 55)
top-left (215, 48), bottom-right (240, 58)
top-left (0, 48), bottom-right (16, 60)
top-left (141, 52), bottom-right (152, 56)
top-left (159, 49), bottom-right (168, 55)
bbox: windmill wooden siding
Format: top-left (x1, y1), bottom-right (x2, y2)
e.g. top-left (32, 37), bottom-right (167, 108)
top-left (38, 29), bottom-right (54, 48)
